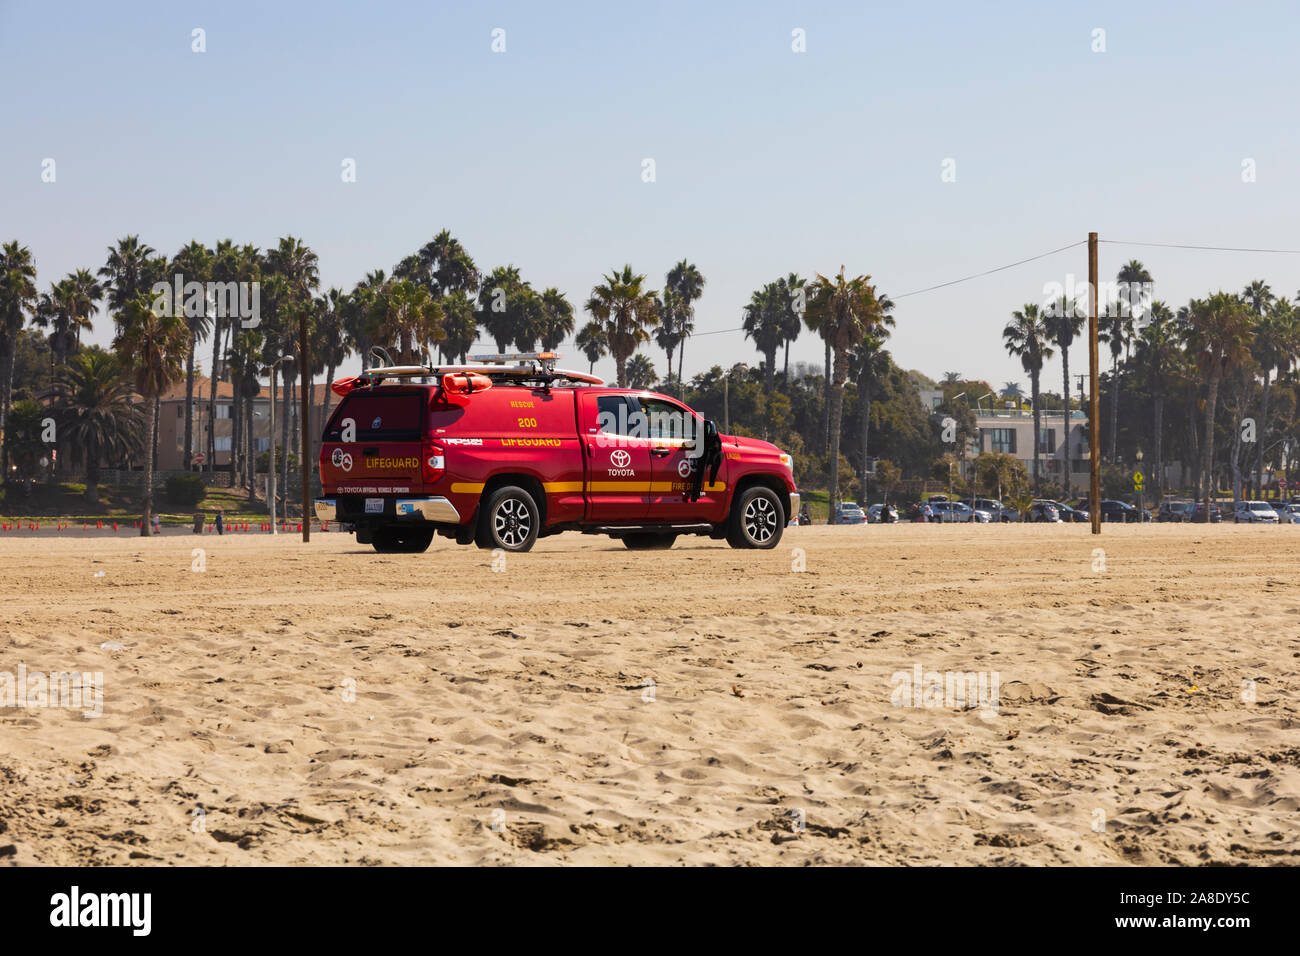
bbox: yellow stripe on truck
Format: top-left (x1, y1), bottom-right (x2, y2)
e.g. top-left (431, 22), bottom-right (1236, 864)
top-left (451, 480), bottom-right (725, 495)
top-left (449, 482), bottom-right (486, 494)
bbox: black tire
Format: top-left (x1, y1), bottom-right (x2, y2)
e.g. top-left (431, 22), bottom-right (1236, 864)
top-left (622, 533), bottom-right (677, 550)
top-left (372, 527), bottom-right (434, 553)
top-left (726, 485), bottom-right (785, 549)
top-left (477, 485), bottom-right (540, 552)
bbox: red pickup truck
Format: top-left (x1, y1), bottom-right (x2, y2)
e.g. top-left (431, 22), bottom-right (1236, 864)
top-left (314, 354), bottom-right (799, 553)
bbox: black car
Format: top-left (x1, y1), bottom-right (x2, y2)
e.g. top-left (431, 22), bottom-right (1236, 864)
top-left (1191, 501), bottom-right (1223, 523)
top-left (1098, 500), bottom-right (1140, 523)
top-left (1157, 500), bottom-right (1194, 522)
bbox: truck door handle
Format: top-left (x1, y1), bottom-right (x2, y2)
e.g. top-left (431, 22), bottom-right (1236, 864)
top-left (650, 447), bottom-right (671, 457)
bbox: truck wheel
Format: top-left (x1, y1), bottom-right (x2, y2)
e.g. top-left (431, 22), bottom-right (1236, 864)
top-left (622, 533), bottom-right (677, 550)
top-left (726, 486), bottom-right (784, 549)
top-left (372, 527), bottom-right (434, 553)
top-left (478, 485), bottom-right (540, 552)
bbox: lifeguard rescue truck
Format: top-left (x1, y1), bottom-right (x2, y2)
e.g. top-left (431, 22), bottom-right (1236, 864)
top-left (314, 352), bottom-right (799, 553)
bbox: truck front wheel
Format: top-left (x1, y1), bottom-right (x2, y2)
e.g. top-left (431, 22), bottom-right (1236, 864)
top-left (726, 486), bottom-right (784, 549)
top-left (477, 485), bottom-right (540, 552)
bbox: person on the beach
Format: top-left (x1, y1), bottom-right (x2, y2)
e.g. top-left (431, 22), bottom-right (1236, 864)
top-left (152, 513), bottom-right (161, 535)
top-left (215, 510), bottom-right (224, 535)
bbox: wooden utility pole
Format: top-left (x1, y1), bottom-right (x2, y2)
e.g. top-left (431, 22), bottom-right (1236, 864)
top-left (1088, 232), bottom-right (1101, 534)
top-left (299, 306), bottom-right (311, 543)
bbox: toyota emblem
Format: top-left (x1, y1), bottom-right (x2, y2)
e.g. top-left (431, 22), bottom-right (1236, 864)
top-left (610, 449), bottom-right (631, 468)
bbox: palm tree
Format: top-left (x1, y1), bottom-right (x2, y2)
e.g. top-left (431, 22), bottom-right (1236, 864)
top-left (664, 260), bottom-right (704, 394)
top-left (1003, 304), bottom-right (1055, 493)
top-left (171, 240), bottom-right (213, 470)
top-left (314, 288), bottom-right (348, 424)
top-left (1103, 259), bottom-right (1152, 462)
top-left (575, 320), bottom-right (606, 374)
top-left (1251, 298), bottom-right (1299, 496)
top-left (53, 351), bottom-right (143, 505)
top-left (440, 290), bottom-right (478, 363)
top-left (851, 292), bottom-right (895, 487)
top-left (1183, 293), bottom-right (1253, 520)
top-left (653, 287), bottom-right (684, 394)
top-left (584, 265), bottom-right (659, 387)
top-left (98, 235), bottom-right (156, 316)
top-left (942, 371), bottom-right (962, 385)
top-left (114, 295), bottom-right (189, 534)
top-left (1000, 381), bottom-right (1024, 401)
top-left (66, 269), bottom-right (102, 351)
top-left (371, 279), bottom-right (441, 365)
top-left (776, 273), bottom-right (806, 380)
top-left (34, 279), bottom-right (75, 379)
top-left (203, 240), bottom-right (254, 477)
top-left (418, 229), bottom-right (479, 298)
top-left (345, 270), bottom-right (386, 370)
top-left (805, 266), bottom-right (886, 510)
top-left (0, 241), bottom-right (38, 479)
top-left (1134, 302), bottom-right (1179, 499)
top-left (537, 288), bottom-right (574, 352)
top-left (625, 354), bottom-right (658, 389)
top-left (477, 265), bottom-right (530, 352)
top-left (742, 282), bottom-right (784, 390)
top-left (1045, 295), bottom-right (1084, 494)
top-left (1243, 279), bottom-right (1273, 317)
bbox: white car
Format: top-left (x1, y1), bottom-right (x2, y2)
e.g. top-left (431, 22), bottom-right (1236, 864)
top-left (930, 501), bottom-right (992, 523)
top-left (1234, 500), bottom-right (1279, 523)
top-left (1275, 503), bottom-right (1300, 524)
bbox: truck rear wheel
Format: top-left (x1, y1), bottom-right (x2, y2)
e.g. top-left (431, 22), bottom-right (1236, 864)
top-left (726, 486), bottom-right (784, 549)
top-left (622, 533), bottom-right (677, 550)
top-left (477, 485), bottom-right (540, 552)
top-left (372, 527), bottom-right (434, 553)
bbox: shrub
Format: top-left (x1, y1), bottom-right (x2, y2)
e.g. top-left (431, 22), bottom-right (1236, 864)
top-left (165, 473), bottom-right (206, 508)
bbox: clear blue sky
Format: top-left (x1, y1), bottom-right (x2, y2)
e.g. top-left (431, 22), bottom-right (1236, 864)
top-left (3, 0), bottom-right (1299, 390)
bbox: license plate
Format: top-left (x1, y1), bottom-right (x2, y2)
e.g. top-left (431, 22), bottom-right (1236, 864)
top-left (364, 498), bottom-right (384, 514)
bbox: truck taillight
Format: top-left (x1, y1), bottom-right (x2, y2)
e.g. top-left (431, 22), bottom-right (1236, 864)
top-left (422, 442), bottom-right (445, 483)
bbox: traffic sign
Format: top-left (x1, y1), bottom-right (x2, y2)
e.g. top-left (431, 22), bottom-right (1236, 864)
top-left (192, 452), bottom-right (206, 465)
top-left (1133, 471), bottom-right (1144, 484)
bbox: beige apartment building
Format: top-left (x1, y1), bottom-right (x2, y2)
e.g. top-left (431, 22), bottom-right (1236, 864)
top-left (156, 377), bottom-right (335, 473)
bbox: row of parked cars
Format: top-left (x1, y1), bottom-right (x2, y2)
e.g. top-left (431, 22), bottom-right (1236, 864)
top-left (1156, 498), bottom-right (1300, 523)
top-left (822, 495), bottom-right (1300, 525)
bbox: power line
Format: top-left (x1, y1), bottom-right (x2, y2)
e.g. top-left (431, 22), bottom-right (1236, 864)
top-left (893, 240), bottom-right (1086, 299)
top-left (1101, 239), bottom-right (1300, 255)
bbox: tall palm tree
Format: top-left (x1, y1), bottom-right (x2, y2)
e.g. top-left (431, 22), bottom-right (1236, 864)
top-left (1243, 279), bottom-right (1273, 317)
top-left (1000, 381), bottom-right (1024, 401)
top-left (584, 265), bottom-right (659, 387)
top-left (1134, 301), bottom-right (1179, 498)
top-left (805, 266), bottom-right (885, 510)
top-left (1251, 298), bottom-right (1299, 496)
top-left (664, 260), bottom-right (704, 394)
top-left (575, 320), bottom-right (606, 374)
top-left (66, 269), bottom-right (102, 351)
top-left (418, 229), bottom-right (479, 298)
top-left (34, 279), bottom-right (76, 379)
top-left (776, 272), bottom-right (806, 380)
top-left (53, 351), bottom-right (143, 505)
top-left (172, 240), bottom-right (214, 470)
top-left (1003, 304), bottom-right (1056, 493)
top-left (1045, 295), bottom-right (1084, 494)
top-left (114, 295), bottom-right (189, 534)
top-left (653, 287), bottom-right (684, 394)
top-left (345, 270), bottom-right (386, 370)
top-left (742, 282), bottom-right (784, 391)
top-left (314, 288), bottom-right (348, 426)
top-left (1183, 293), bottom-right (1253, 520)
top-left (0, 241), bottom-right (38, 478)
top-left (1103, 259), bottom-right (1153, 462)
top-left (851, 292), bottom-right (895, 488)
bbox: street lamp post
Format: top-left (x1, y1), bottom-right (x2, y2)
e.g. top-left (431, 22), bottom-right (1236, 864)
top-left (1136, 446), bottom-right (1144, 516)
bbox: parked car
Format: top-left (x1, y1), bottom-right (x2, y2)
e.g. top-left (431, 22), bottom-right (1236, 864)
top-left (833, 502), bottom-right (866, 525)
top-left (1276, 503), bottom-right (1300, 524)
top-left (1191, 501), bottom-right (1223, 523)
top-left (1234, 500), bottom-right (1279, 523)
top-left (867, 503), bottom-right (899, 523)
top-left (1025, 501), bottom-right (1061, 522)
top-left (963, 497), bottom-right (1014, 522)
top-left (1098, 500), bottom-right (1140, 523)
top-left (1157, 500), bottom-right (1194, 522)
top-left (930, 501), bottom-right (989, 523)
top-left (1039, 499), bottom-right (1089, 523)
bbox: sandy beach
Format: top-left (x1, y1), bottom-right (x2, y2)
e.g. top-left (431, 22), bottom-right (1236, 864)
top-left (1, 523), bottom-right (1297, 866)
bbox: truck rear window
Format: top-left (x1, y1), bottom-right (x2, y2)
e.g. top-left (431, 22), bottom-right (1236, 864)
top-left (325, 392), bottom-right (424, 441)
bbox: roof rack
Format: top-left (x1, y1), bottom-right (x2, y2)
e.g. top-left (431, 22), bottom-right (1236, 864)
top-left (358, 353), bottom-right (604, 389)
